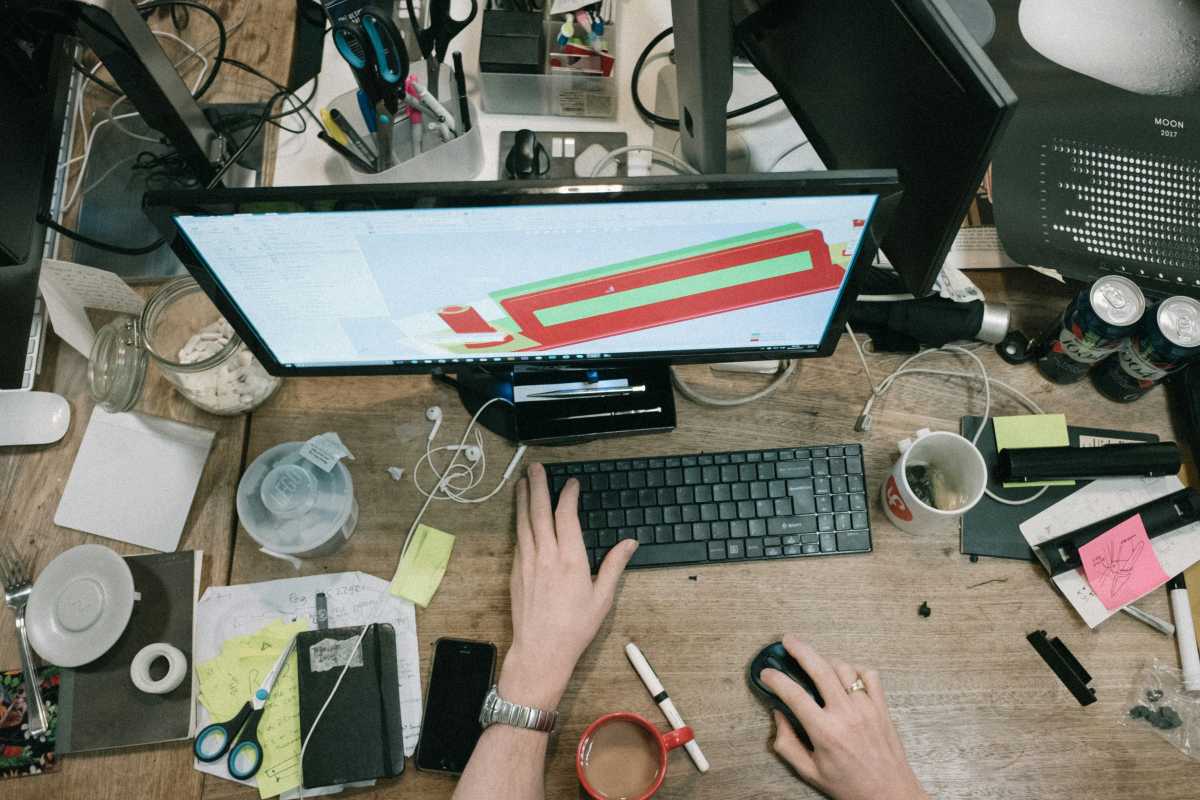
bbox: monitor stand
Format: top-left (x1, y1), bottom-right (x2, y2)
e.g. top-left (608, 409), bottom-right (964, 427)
top-left (440, 363), bottom-right (677, 445)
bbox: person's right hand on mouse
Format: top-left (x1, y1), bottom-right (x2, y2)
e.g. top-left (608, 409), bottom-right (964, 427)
top-left (760, 636), bottom-right (928, 800)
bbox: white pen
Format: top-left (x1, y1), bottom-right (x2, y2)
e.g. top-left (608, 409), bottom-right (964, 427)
top-left (1122, 604), bottom-right (1175, 636)
top-left (1167, 574), bottom-right (1200, 691)
top-left (625, 642), bottom-right (709, 773)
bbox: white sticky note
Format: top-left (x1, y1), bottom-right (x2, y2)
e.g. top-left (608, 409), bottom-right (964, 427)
top-left (38, 259), bottom-right (145, 356)
top-left (55, 407), bottom-right (216, 551)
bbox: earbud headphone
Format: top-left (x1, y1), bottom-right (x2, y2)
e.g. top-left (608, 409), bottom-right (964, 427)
top-left (425, 406), bottom-right (443, 442)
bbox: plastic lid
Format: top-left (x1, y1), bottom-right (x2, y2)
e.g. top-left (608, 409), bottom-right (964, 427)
top-left (237, 442), bottom-right (355, 555)
top-left (88, 316), bottom-right (149, 413)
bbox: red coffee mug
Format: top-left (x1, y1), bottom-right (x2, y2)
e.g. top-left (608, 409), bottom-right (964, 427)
top-left (576, 711), bottom-right (694, 800)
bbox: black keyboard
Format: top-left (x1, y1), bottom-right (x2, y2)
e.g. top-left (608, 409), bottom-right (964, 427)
top-left (546, 445), bottom-right (871, 572)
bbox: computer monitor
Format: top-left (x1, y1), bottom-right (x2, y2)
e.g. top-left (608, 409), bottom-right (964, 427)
top-left (674, 0), bottom-right (1017, 298)
top-left (146, 172), bottom-right (901, 440)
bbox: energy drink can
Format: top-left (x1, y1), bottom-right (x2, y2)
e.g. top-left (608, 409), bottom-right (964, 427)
top-left (1092, 296), bottom-right (1200, 402)
top-left (1037, 276), bottom-right (1146, 384)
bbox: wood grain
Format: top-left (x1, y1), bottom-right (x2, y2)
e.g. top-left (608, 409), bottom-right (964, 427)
top-left (204, 270), bottom-right (1200, 800)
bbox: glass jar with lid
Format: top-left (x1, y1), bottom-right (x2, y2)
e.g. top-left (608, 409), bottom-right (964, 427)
top-left (88, 277), bottom-right (281, 416)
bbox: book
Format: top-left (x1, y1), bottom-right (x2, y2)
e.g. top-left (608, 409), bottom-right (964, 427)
top-left (0, 666), bottom-right (60, 780)
top-left (56, 551), bottom-right (202, 753)
top-left (297, 623), bottom-right (405, 789)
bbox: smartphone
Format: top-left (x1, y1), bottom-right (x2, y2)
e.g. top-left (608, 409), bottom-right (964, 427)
top-left (415, 638), bottom-right (497, 775)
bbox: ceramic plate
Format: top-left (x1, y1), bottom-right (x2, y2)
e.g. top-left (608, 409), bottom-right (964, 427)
top-left (26, 544), bottom-right (135, 667)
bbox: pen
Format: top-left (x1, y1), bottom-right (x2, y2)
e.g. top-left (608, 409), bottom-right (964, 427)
top-left (406, 75), bottom-right (456, 136)
top-left (453, 51), bottom-right (471, 134)
top-left (319, 109), bottom-right (350, 146)
top-left (530, 385), bottom-right (645, 399)
top-left (625, 642), bottom-right (709, 773)
top-left (329, 108), bottom-right (378, 171)
top-left (562, 407), bottom-right (661, 421)
top-left (410, 105), bottom-right (424, 158)
top-left (1121, 604), bottom-right (1175, 636)
top-left (316, 131), bottom-right (376, 173)
top-left (1167, 574), bottom-right (1200, 691)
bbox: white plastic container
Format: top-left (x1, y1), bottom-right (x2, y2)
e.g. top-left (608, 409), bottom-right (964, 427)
top-left (237, 441), bottom-right (358, 558)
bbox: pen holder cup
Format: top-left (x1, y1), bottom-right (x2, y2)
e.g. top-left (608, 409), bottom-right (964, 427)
top-left (325, 64), bottom-right (483, 184)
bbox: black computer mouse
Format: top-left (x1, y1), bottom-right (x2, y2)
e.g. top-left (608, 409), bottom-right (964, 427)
top-left (748, 641), bottom-right (824, 749)
top-left (505, 129), bottom-right (549, 179)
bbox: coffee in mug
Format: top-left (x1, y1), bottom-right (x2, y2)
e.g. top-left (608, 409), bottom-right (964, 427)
top-left (577, 712), bottom-right (694, 800)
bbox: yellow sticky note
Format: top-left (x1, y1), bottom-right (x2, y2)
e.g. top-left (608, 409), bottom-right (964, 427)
top-left (993, 413), bottom-right (1073, 488)
top-left (195, 617), bottom-right (309, 799)
top-left (389, 524), bottom-right (455, 607)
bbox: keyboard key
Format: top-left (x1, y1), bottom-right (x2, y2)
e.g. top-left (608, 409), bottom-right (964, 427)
top-left (712, 522), bottom-right (730, 539)
top-left (607, 510), bottom-right (625, 527)
top-left (814, 460), bottom-right (830, 476)
top-left (618, 528), bottom-right (637, 542)
top-left (693, 522), bottom-right (711, 541)
top-left (757, 463), bottom-right (776, 480)
top-left (683, 466), bottom-right (702, 484)
top-left (682, 456), bottom-right (697, 467)
top-left (731, 453), bottom-right (746, 463)
top-left (737, 500), bottom-right (756, 519)
top-left (584, 463), bottom-right (599, 473)
top-left (768, 480), bottom-right (785, 498)
top-left (818, 514), bottom-right (834, 532)
top-left (848, 475), bottom-right (865, 492)
top-left (657, 488), bottom-right (675, 506)
top-left (708, 541), bottom-right (727, 560)
top-left (615, 460), bottom-right (631, 470)
top-left (713, 483), bottom-right (733, 502)
top-left (719, 502), bottom-right (737, 520)
top-left (852, 511), bottom-right (869, 529)
top-left (779, 450), bottom-right (794, 460)
top-left (801, 533), bottom-right (819, 545)
top-left (730, 520), bottom-right (749, 538)
top-left (649, 458), bottom-right (665, 468)
top-left (581, 493), bottom-right (599, 511)
top-left (628, 471), bottom-right (647, 488)
top-left (820, 533), bottom-right (837, 553)
top-left (714, 454), bottom-right (730, 464)
top-left (837, 530), bottom-right (871, 552)
top-left (847, 456), bottom-right (864, 474)
top-left (845, 444), bottom-right (861, 455)
top-left (655, 525), bottom-right (673, 544)
top-left (786, 478), bottom-right (813, 494)
top-left (783, 544), bottom-right (802, 556)
top-left (720, 464), bottom-right (739, 482)
top-left (624, 542), bottom-right (709, 568)
top-left (583, 531), bottom-right (597, 547)
top-left (830, 458), bottom-right (846, 476)
top-left (774, 498), bottom-right (793, 516)
top-left (639, 489), bottom-right (657, 506)
top-left (695, 484), bottom-right (714, 503)
top-left (750, 481), bottom-right (769, 500)
top-left (781, 534), bottom-right (800, 546)
top-left (647, 470), bottom-right (665, 487)
top-left (610, 472), bottom-right (628, 489)
top-left (732, 483), bottom-right (750, 501)
top-left (756, 499), bottom-right (775, 517)
top-left (746, 539), bottom-right (765, 558)
top-left (833, 495), bottom-right (850, 513)
top-left (633, 459), bottom-right (648, 469)
top-left (587, 511), bottom-right (606, 528)
top-left (599, 529), bottom-right (617, 547)
top-left (739, 464), bottom-right (756, 481)
top-left (726, 541), bottom-right (745, 558)
top-left (748, 518), bottom-right (767, 537)
top-left (602, 491), bottom-right (620, 508)
top-left (682, 505), bottom-right (700, 523)
top-left (816, 496), bottom-right (833, 514)
top-left (665, 468), bottom-right (683, 486)
top-left (764, 450), bottom-right (778, 461)
top-left (850, 493), bottom-right (867, 511)
top-left (627, 507), bottom-right (644, 526)
top-left (702, 465), bottom-right (719, 483)
top-left (747, 452), bottom-right (761, 463)
top-left (812, 448), bottom-right (827, 457)
top-left (664, 506), bottom-right (683, 524)
top-left (676, 486), bottom-right (695, 504)
top-left (791, 492), bottom-right (816, 515)
top-left (645, 506), bottom-right (663, 525)
top-left (765, 536), bottom-right (782, 547)
top-left (776, 462), bottom-right (812, 479)
top-left (592, 473), bottom-right (610, 491)
top-left (637, 527), bottom-right (655, 544)
top-left (765, 546), bottom-right (783, 558)
top-left (828, 446), bottom-right (843, 456)
top-left (699, 455), bottom-right (713, 465)
top-left (769, 516), bottom-right (818, 535)
top-left (666, 457), bottom-right (681, 468)
top-left (802, 543), bottom-right (820, 554)
top-left (552, 476), bottom-right (568, 493)
top-left (831, 476), bottom-right (848, 494)
top-left (620, 489), bottom-right (639, 507)
top-left (700, 504), bottom-right (719, 522)
top-left (674, 524), bottom-right (693, 542)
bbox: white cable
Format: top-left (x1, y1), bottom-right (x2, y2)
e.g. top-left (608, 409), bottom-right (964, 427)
top-left (844, 325), bottom-right (1049, 507)
top-left (670, 362), bottom-right (796, 408)
top-left (590, 145), bottom-right (701, 177)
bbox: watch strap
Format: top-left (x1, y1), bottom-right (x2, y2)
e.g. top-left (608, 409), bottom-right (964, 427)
top-left (480, 686), bottom-right (558, 733)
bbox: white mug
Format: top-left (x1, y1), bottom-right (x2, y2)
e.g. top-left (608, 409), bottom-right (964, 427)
top-left (882, 429), bottom-right (987, 532)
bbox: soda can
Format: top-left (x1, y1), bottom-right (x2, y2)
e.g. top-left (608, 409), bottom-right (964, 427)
top-left (1092, 296), bottom-right (1200, 402)
top-left (1037, 275), bottom-right (1146, 384)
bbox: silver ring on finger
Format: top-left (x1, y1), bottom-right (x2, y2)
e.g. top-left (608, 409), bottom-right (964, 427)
top-left (845, 677), bottom-right (867, 695)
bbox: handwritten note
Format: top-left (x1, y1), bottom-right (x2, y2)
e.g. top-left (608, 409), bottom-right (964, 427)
top-left (38, 259), bottom-right (144, 356)
top-left (993, 414), bottom-right (1072, 488)
top-left (195, 618), bottom-right (310, 799)
top-left (1078, 514), bottom-right (1171, 610)
top-left (389, 524), bottom-right (455, 607)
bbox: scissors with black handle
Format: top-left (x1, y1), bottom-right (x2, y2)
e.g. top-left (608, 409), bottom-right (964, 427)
top-left (334, 7), bottom-right (410, 169)
top-left (193, 636), bottom-right (297, 780)
top-left (406, 0), bottom-right (478, 100)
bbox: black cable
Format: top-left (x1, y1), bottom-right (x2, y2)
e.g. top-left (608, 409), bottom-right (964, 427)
top-left (630, 26), bottom-right (781, 131)
top-left (73, 60), bottom-right (122, 95)
top-left (37, 213), bottom-right (164, 256)
top-left (218, 57), bottom-right (322, 126)
top-left (205, 89), bottom-right (288, 189)
top-left (136, 0), bottom-right (226, 100)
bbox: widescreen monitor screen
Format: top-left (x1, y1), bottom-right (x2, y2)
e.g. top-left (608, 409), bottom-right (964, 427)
top-left (154, 174), bottom-right (899, 374)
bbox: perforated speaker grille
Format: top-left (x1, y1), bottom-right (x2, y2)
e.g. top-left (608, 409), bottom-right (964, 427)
top-left (1042, 137), bottom-right (1200, 286)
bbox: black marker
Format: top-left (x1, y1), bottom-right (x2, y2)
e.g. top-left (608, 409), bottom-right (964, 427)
top-left (452, 51), bottom-right (471, 135)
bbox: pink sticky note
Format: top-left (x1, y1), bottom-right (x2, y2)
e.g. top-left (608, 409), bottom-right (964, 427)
top-left (1078, 514), bottom-right (1171, 611)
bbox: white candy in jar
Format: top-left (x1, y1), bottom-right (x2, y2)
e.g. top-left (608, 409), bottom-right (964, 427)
top-left (176, 319), bottom-right (279, 414)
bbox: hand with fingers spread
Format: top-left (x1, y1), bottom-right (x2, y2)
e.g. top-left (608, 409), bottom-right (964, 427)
top-left (500, 463), bottom-right (639, 710)
top-left (761, 636), bottom-right (928, 800)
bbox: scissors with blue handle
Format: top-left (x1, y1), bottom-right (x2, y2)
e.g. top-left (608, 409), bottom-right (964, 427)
top-left (333, 7), bottom-right (409, 168)
top-left (193, 636), bottom-right (297, 780)
top-left (406, 0), bottom-right (477, 101)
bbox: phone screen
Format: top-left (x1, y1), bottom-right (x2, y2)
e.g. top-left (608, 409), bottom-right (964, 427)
top-left (416, 638), bottom-right (496, 774)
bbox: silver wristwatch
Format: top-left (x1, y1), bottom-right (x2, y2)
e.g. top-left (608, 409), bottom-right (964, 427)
top-left (478, 686), bottom-right (559, 733)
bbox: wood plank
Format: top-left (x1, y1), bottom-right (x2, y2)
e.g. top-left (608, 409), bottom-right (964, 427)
top-left (205, 269), bottom-right (1200, 799)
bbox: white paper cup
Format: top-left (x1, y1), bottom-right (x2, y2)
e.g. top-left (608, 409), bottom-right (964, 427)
top-left (881, 429), bottom-right (987, 531)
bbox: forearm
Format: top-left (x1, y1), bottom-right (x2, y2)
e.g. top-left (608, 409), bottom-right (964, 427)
top-left (453, 648), bottom-right (570, 800)
top-left (452, 726), bottom-right (549, 800)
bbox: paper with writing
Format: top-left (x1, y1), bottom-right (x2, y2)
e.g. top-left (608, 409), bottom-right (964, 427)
top-left (193, 572), bottom-right (421, 797)
top-left (38, 259), bottom-right (144, 356)
top-left (1020, 476), bottom-right (1200, 627)
top-left (1078, 514), bottom-right (1171, 610)
top-left (298, 432), bottom-right (354, 472)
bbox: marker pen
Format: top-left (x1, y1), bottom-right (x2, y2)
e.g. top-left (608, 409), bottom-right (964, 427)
top-left (625, 642), bottom-right (709, 773)
top-left (1168, 574), bottom-right (1200, 692)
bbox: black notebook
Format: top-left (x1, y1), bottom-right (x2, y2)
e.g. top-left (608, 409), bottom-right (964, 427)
top-left (56, 551), bottom-right (201, 753)
top-left (959, 417), bottom-right (1158, 561)
top-left (297, 623), bottom-right (405, 789)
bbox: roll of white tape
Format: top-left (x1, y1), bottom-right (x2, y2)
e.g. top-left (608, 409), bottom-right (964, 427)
top-left (130, 643), bottom-right (188, 695)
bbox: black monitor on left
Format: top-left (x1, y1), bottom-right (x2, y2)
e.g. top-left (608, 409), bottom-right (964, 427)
top-left (146, 172), bottom-right (901, 441)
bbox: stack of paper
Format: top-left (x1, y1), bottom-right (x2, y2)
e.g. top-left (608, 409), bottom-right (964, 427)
top-left (1020, 476), bottom-right (1200, 628)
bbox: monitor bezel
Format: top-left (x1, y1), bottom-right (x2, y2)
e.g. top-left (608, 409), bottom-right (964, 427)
top-left (144, 171), bottom-right (901, 377)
